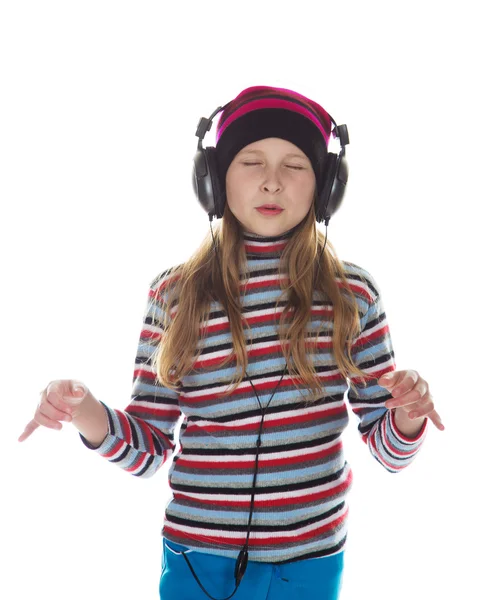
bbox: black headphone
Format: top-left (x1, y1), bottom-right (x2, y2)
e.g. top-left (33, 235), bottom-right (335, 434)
top-left (192, 99), bottom-right (350, 226)
top-left (172, 98), bottom-right (350, 600)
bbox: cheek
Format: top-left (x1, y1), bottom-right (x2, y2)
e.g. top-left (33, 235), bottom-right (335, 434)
top-left (225, 183), bottom-right (243, 217)
top-left (293, 176), bottom-right (316, 203)
top-left (301, 173), bottom-right (316, 194)
top-left (225, 176), bottom-right (239, 207)
top-left (226, 171), bottom-right (252, 205)
top-left (225, 169), bottom-right (240, 198)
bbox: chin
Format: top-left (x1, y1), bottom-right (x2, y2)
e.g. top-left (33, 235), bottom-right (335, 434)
top-left (246, 224), bottom-right (289, 236)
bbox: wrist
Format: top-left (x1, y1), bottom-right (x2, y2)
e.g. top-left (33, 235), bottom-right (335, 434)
top-left (72, 392), bottom-right (109, 447)
top-left (393, 407), bottom-right (426, 439)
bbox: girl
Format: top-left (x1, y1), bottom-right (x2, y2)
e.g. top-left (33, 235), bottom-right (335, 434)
top-left (19, 85), bottom-right (443, 600)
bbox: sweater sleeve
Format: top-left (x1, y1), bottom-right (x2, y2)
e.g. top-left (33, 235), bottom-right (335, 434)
top-left (78, 270), bottom-right (183, 478)
top-left (346, 274), bottom-right (428, 474)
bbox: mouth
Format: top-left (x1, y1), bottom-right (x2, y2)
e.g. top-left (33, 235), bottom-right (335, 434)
top-left (256, 205), bottom-right (284, 214)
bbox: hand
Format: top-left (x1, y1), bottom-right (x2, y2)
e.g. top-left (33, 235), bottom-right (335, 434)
top-left (378, 369), bottom-right (445, 431)
top-left (18, 380), bottom-right (89, 443)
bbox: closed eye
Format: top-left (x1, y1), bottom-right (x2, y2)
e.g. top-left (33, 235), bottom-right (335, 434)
top-left (242, 162), bottom-right (304, 170)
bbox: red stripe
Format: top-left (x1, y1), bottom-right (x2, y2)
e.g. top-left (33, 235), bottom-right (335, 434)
top-left (164, 506), bottom-right (348, 547)
top-left (369, 431), bottom-right (402, 472)
top-left (124, 406), bottom-right (179, 452)
top-left (182, 370), bottom-right (343, 407)
top-left (199, 307), bottom-right (333, 337)
top-left (126, 453), bottom-right (148, 473)
top-left (173, 471), bottom-right (351, 510)
top-left (133, 367), bottom-right (158, 381)
top-left (215, 86), bottom-right (332, 146)
top-left (116, 410), bottom-right (132, 446)
top-left (176, 439), bottom-right (344, 470)
top-left (389, 409), bottom-right (427, 444)
top-left (243, 240), bottom-right (289, 255)
top-left (186, 402), bottom-right (347, 435)
top-left (350, 322), bottom-right (390, 354)
top-left (192, 336), bottom-right (336, 369)
top-left (217, 97), bottom-right (329, 141)
top-left (102, 437), bottom-right (124, 458)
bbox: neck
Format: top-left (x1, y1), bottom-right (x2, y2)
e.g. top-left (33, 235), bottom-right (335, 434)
top-left (242, 227), bottom-right (296, 260)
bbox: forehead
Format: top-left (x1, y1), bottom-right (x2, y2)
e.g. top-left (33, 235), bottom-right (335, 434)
top-left (239, 138), bottom-right (307, 159)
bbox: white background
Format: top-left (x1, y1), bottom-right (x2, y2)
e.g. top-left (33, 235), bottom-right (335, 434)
top-left (2, 1), bottom-right (477, 599)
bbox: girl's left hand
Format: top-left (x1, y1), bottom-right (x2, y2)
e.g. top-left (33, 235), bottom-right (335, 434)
top-left (378, 369), bottom-right (445, 431)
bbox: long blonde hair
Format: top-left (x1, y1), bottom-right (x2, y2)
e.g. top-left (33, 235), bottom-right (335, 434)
top-left (151, 196), bottom-right (373, 403)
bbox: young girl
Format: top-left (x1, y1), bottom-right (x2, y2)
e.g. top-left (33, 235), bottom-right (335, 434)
top-left (19, 85), bottom-right (441, 600)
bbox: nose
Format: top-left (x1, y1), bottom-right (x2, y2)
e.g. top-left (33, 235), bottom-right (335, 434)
top-left (261, 166), bottom-right (283, 193)
top-left (262, 182), bottom-right (281, 193)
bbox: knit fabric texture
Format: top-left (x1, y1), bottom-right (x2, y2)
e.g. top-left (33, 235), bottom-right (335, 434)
top-left (79, 228), bottom-right (428, 564)
top-left (214, 85), bottom-right (334, 195)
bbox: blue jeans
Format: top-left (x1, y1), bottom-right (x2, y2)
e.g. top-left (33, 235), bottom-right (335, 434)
top-left (159, 538), bottom-right (345, 600)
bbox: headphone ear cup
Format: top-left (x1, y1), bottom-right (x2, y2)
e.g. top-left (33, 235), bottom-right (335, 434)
top-left (192, 147), bottom-right (224, 219)
top-left (192, 147), bottom-right (214, 217)
top-left (316, 152), bottom-right (348, 223)
top-left (328, 153), bottom-right (348, 217)
top-left (206, 148), bottom-right (226, 219)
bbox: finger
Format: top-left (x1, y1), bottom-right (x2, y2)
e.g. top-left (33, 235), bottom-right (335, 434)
top-left (386, 384), bottom-right (428, 408)
top-left (35, 410), bottom-right (65, 431)
top-left (45, 395), bottom-right (73, 420)
top-left (406, 404), bottom-right (445, 431)
top-left (42, 383), bottom-right (76, 419)
top-left (390, 370), bottom-right (419, 397)
top-left (379, 370), bottom-right (407, 390)
top-left (18, 420), bottom-right (40, 443)
top-left (418, 410), bottom-right (445, 431)
top-left (428, 409), bottom-right (445, 431)
top-left (49, 384), bottom-right (84, 411)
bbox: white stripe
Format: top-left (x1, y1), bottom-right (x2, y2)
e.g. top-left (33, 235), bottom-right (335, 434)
top-left (179, 436), bottom-right (343, 465)
top-left (174, 463), bottom-right (351, 503)
top-left (189, 398), bottom-right (346, 430)
top-left (164, 496), bottom-right (349, 544)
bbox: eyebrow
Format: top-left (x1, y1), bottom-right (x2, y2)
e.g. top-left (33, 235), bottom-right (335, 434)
top-left (238, 149), bottom-right (307, 160)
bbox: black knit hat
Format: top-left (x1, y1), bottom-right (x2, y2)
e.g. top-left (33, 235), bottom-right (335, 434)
top-left (215, 85), bottom-right (333, 195)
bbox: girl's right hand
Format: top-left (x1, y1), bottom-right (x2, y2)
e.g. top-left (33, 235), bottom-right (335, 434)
top-left (18, 380), bottom-right (89, 443)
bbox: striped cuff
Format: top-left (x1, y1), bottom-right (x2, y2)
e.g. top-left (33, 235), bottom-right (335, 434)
top-left (389, 408), bottom-right (429, 445)
top-left (369, 409), bottom-right (428, 472)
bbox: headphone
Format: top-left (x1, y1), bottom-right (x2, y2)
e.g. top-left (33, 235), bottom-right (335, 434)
top-left (192, 99), bottom-right (350, 226)
top-left (172, 98), bottom-right (350, 600)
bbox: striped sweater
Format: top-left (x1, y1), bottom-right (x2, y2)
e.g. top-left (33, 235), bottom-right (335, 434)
top-left (79, 228), bottom-right (428, 564)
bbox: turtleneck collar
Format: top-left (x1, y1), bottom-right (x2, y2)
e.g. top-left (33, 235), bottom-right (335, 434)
top-left (242, 226), bottom-right (296, 260)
